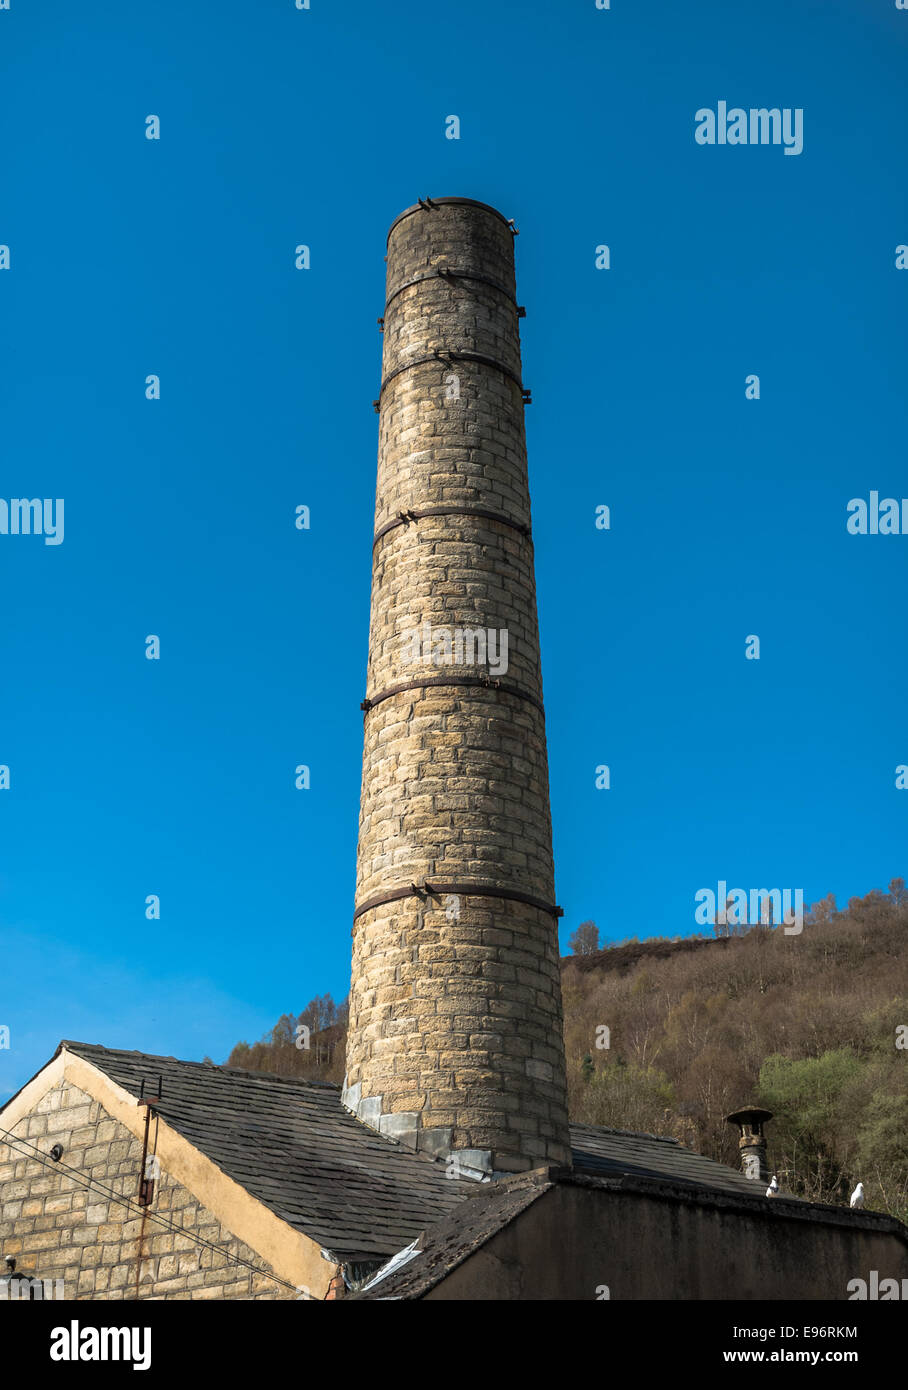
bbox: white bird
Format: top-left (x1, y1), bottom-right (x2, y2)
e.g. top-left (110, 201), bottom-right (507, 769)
top-left (850, 1182), bottom-right (864, 1209)
top-left (766, 1174), bottom-right (779, 1197)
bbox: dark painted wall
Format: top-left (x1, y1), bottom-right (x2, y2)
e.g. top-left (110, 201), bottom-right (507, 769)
top-left (426, 1185), bottom-right (908, 1301)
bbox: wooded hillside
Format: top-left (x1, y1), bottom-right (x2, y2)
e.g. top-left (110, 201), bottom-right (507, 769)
top-left (563, 880), bottom-right (907, 1220)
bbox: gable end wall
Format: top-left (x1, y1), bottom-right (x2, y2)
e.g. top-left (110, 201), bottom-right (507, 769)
top-left (0, 1077), bottom-right (311, 1300)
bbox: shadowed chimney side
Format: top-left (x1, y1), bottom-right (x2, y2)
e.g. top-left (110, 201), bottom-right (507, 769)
top-left (343, 197), bottom-right (571, 1176)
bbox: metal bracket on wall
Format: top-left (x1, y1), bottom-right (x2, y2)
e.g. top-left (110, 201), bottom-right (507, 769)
top-left (136, 1075), bottom-right (163, 1209)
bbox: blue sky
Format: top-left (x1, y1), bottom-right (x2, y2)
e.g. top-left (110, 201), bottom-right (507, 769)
top-left (1, 0), bottom-right (905, 1096)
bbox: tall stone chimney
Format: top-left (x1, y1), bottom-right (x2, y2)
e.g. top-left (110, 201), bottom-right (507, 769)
top-left (343, 197), bottom-right (571, 1177)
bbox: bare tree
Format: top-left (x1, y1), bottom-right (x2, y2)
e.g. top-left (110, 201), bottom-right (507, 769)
top-left (569, 920), bottom-right (600, 955)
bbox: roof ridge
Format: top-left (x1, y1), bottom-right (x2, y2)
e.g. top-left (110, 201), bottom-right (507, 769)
top-left (570, 1120), bottom-right (681, 1147)
top-left (59, 1041), bottom-right (341, 1093)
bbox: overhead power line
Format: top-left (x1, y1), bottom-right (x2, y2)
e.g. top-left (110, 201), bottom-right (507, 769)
top-left (0, 1124), bottom-right (313, 1298)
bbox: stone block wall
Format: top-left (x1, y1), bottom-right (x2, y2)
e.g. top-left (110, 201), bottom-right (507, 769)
top-left (0, 1079), bottom-right (297, 1300)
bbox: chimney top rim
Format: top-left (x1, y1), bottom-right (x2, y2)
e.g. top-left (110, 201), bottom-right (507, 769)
top-left (387, 197), bottom-right (511, 244)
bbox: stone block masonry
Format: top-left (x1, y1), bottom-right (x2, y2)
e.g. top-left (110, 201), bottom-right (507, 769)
top-left (0, 1080), bottom-right (295, 1299)
top-left (344, 198), bottom-right (571, 1173)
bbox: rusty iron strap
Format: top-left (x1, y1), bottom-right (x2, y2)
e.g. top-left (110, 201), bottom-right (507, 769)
top-left (384, 268), bottom-right (518, 312)
top-left (353, 881), bottom-right (563, 923)
top-left (373, 505), bottom-right (532, 548)
top-left (379, 351), bottom-right (524, 399)
top-left (360, 674), bottom-right (545, 716)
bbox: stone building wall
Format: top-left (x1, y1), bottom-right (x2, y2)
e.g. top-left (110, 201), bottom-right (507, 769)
top-left (0, 1079), bottom-right (297, 1300)
top-left (345, 198), bottom-right (571, 1174)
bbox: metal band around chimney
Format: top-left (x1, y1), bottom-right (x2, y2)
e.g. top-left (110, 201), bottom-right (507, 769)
top-left (379, 351), bottom-right (524, 400)
top-left (353, 881), bottom-right (563, 923)
top-left (373, 505), bottom-right (532, 548)
top-left (361, 674), bottom-right (545, 715)
top-left (384, 268), bottom-right (518, 312)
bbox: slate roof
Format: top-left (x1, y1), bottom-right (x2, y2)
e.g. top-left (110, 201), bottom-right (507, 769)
top-left (55, 1042), bottom-right (474, 1264)
top-left (42, 1042), bottom-right (763, 1266)
top-left (570, 1121), bottom-right (761, 1196)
